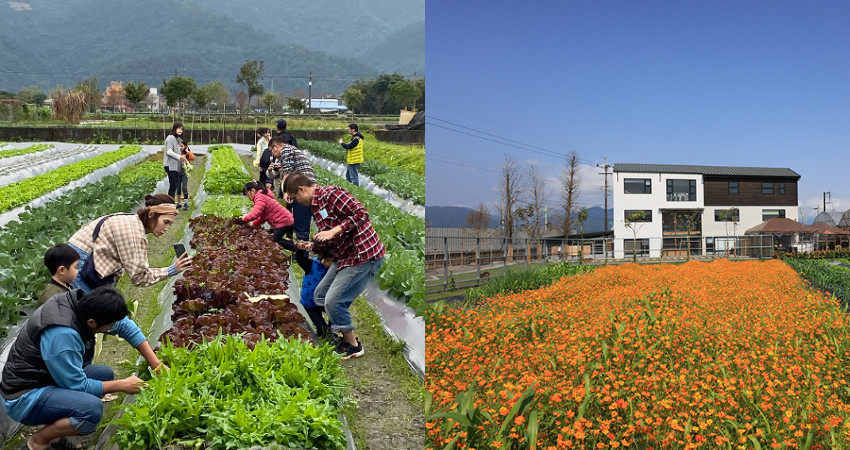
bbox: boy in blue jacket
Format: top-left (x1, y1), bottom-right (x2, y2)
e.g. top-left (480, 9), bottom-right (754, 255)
top-left (300, 247), bottom-right (333, 339)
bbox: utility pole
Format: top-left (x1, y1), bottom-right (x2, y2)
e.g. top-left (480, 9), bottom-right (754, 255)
top-left (308, 72), bottom-right (313, 112)
top-left (824, 192), bottom-right (832, 212)
top-left (598, 158), bottom-right (612, 232)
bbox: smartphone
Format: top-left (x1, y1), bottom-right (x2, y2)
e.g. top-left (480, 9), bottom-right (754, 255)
top-left (173, 243), bottom-right (186, 257)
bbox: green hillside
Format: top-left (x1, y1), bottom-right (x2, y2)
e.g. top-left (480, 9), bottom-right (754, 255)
top-left (196, 0), bottom-right (424, 71)
top-left (0, 0), bottom-right (403, 95)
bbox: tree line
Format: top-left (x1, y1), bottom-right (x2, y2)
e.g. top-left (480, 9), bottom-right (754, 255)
top-left (465, 152), bottom-right (590, 241)
top-left (2, 59), bottom-right (425, 123)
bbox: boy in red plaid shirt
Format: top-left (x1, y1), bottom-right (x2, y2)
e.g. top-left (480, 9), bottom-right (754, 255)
top-left (284, 173), bottom-right (384, 359)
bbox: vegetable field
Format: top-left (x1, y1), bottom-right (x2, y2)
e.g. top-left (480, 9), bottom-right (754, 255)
top-left (427, 259), bottom-right (850, 449)
top-left (0, 152), bottom-right (164, 333)
top-left (0, 138), bottom-right (425, 449)
top-left (301, 139), bottom-right (425, 205)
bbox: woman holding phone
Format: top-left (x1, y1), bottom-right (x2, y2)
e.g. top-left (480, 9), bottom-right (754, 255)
top-left (68, 194), bottom-right (193, 293)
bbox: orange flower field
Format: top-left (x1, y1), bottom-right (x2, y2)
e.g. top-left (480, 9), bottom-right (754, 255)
top-left (426, 259), bottom-right (850, 449)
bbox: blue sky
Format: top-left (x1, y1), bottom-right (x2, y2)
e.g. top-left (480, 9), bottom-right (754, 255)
top-left (425, 1), bottom-right (850, 224)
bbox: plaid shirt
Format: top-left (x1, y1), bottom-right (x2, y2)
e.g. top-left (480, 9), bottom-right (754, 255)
top-left (281, 144), bottom-right (316, 182)
top-left (68, 214), bottom-right (170, 287)
top-left (311, 185), bottom-right (384, 269)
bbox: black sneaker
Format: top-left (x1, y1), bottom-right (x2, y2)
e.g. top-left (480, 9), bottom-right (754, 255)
top-left (322, 333), bottom-right (342, 349)
top-left (335, 339), bottom-right (364, 359)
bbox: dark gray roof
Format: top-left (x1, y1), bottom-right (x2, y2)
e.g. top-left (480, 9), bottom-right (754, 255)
top-left (613, 164), bottom-right (800, 179)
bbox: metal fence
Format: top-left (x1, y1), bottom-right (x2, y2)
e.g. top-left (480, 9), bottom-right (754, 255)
top-left (425, 233), bottom-right (775, 294)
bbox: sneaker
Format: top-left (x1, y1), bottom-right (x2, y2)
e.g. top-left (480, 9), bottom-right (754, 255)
top-left (323, 333), bottom-right (342, 349)
top-left (335, 339), bottom-right (364, 359)
top-left (183, 200), bottom-right (189, 210)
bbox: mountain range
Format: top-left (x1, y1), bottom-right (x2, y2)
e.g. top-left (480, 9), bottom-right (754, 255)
top-left (0, 0), bottom-right (424, 95)
top-left (426, 206), bottom-right (614, 234)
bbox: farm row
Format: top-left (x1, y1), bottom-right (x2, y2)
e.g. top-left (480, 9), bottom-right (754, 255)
top-left (0, 140), bottom-right (424, 336)
top-left (203, 144), bottom-right (425, 312)
top-left (0, 138), bottom-right (424, 448)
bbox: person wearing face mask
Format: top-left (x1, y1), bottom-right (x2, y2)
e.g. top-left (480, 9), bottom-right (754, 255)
top-left (67, 194), bottom-right (193, 293)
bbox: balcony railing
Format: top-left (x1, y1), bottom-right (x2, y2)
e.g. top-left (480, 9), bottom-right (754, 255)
top-left (666, 192), bottom-right (694, 201)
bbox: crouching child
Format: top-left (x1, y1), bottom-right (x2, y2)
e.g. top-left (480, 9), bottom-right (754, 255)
top-left (1, 287), bottom-right (165, 450)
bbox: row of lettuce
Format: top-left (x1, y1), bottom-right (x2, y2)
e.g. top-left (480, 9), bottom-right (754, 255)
top-left (111, 146), bottom-right (352, 449)
top-left (0, 141), bottom-right (424, 338)
top-left (0, 143), bottom-right (53, 159)
top-left (0, 149), bottom-right (164, 336)
top-left (204, 144), bottom-right (426, 312)
top-left (0, 145), bottom-right (141, 212)
top-left (300, 139), bottom-right (424, 205)
top-left (0, 141), bottom-right (419, 447)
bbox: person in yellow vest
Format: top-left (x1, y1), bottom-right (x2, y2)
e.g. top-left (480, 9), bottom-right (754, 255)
top-left (339, 123), bottom-right (364, 186)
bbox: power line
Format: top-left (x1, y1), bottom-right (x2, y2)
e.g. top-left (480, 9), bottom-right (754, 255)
top-left (427, 115), bottom-right (599, 166)
top-left (427, 119), bottom-right (598, 166)
top-left (425, 156), bottom-right (500, 173)
top-left (429, 101), bottom-right (605, 161)
top-left (429, 117), bottom-right (567, 159)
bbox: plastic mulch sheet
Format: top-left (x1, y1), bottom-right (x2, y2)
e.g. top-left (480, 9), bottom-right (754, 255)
top-left (0, 144), bottom-right (161, 229)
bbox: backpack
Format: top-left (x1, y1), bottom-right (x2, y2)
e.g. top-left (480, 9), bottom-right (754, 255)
top-left (259, 147), bottom-right (272, 169)
top-left (79, 214), bottom-right (132, 289)
top-left (280, 131), bottom-right (298, 147)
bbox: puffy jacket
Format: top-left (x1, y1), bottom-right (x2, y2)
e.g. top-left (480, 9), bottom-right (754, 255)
top-left (1, 290), bottom-right (93, 399)
top-left (243, 190), bottom-right (294, 229)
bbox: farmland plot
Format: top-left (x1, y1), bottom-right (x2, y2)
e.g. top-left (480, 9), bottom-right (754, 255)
top-left (427, 259), bottom-right (850, 449)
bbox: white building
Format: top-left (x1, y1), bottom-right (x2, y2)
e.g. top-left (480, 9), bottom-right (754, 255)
top-left (147, 88), bottom-right (160, 113)
top-left (302, 98), bottom-right (348, 113)
top-left (612, 164), bottom-right (800, 258)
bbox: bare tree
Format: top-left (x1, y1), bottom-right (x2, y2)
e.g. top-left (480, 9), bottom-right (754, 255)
top-left (236, 91), bottom-right (249, 117)
top-left (525, 163), bottom-right (548, 238)
top-left (561, 151), bottom-right (581, 238)
top-left (464, 203), bottom-right (493, 239)
top-left (497, 154), bottom-right (523, 239)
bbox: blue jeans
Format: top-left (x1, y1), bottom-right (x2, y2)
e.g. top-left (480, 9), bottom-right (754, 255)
top-left (19, 365), bottom-right (114, 434)
top-left (345, 163), bottom-right (360, 186)
top-left (313, 258), bottom-right (383, 333)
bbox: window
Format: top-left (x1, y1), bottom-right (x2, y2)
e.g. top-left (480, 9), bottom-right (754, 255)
top-left (762, 182), bottom-right (774, 194)
top-left (666, 179), bottom-right (696, 201)
top-left (714, 208), bottom-right (740, 222)
top-left (779, 183), bottom-right (785, 195)
top-left (762, 209), bottom-right (785, 221)
top-left (625, 210), bottom-right (652, 222)
top-left (728, 182), bottom-right (739, 194)
top-left (624, 178), bottom-right (651, 194)
top-left (624, 239), bottom-right (649, 258)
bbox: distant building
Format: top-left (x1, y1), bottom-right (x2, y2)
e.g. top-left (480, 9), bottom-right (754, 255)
top-left (612, 164), bottom-right (800, 258)
top-left (302, 98), bottom-right (348, 113)
top-left (147, 88), bottom-right (161, 113)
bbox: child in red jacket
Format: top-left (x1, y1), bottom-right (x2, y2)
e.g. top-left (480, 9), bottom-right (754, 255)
top-left (241, 181), bottom-right (294, 246)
